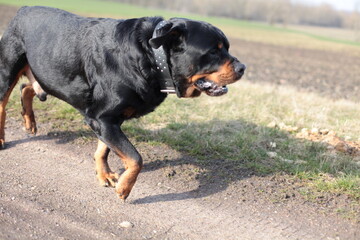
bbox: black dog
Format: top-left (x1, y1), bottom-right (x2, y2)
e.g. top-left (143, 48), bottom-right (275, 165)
top-left (0, 6), bottom-right (246, 200)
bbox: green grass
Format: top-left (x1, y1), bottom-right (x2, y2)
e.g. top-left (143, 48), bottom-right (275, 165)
top-left (0, 0), bottom-right (160, 17)
top-left (120, 82), bottom-right (360, 199)
top-left (298, 172), bottom-right (360, 201)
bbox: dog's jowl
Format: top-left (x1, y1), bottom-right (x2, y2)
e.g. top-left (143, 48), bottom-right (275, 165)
top-left (0, 6), bottom-right (245, 200)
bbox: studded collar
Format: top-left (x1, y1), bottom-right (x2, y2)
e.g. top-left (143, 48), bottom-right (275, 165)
top-left (152, 20), bottom-right (181, 97)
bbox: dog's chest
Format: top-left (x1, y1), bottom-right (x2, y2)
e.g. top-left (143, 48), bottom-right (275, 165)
top-left (122, 107), bottom-right (137, 119)
top-left (120, 93), bottom-right (167, 120)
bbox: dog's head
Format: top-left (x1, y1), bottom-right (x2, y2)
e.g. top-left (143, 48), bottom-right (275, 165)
top-left (149, 18), bottom-right (246, 98)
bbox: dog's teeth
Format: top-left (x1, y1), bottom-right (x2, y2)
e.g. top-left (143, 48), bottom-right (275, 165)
top-left (204, 82), bottom-right (212, 88)
top-left (195, 79), bottom-right (212, 90)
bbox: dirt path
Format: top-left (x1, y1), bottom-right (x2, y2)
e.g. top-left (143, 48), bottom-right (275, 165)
top-left (0, 118), bottom-right (358, 240)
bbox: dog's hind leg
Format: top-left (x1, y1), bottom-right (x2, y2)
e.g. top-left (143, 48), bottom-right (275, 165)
top-left (0, 79), bottom-right (17, 149)
top-left (0, 21), bottom-right (27, 149)
top-left (19, 65), bottom-right (45, 135)
top-left (20, 82), bottom-right (37, 135)
top-left (0, 67), bottom-right (26, 149)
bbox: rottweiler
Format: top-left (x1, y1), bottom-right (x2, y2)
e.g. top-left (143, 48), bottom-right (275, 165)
top-left (0, 6), bottom-right (246, 200)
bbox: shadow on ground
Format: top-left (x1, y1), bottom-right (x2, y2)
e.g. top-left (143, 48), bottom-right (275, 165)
top-left (6, 117), bottom-right (356, 204)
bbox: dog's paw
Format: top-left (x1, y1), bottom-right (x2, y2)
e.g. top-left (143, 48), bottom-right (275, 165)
top-left (0, 139), bottom-right (5, 150)
top-left (115, 183), bottom-right (131, 201)
top-left (29, 124), bottom-right (37, 135)
top-left (24, 124), bottom-right (37, 135)
top-left (115, 176), bottom-right (137, 201)
top-left (21, 113), bottom-right (37, 135)
top-left (96, 171), bottom-right (119, 188)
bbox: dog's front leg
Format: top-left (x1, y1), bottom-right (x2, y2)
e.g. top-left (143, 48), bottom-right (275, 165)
top-left (92, 119), bottom-right (143, 201)
top-left (94, 139), bottom-right (119, 187)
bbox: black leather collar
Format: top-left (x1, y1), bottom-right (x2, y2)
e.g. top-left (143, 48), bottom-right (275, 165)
top-left (152, 20), bottom-right (181, 97)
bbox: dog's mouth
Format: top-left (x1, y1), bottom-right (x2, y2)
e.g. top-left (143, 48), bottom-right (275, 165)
top-left (194, 78), bottom-right (228, 97)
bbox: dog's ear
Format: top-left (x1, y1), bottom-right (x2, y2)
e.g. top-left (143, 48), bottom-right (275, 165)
top-left (149, 20), bottom-right (186, 49)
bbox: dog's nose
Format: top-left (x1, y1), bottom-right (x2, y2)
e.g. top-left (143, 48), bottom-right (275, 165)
top-left (234, 62), bottom-right (246, 76)
top-left (234, 61), bottom-right (246, 76)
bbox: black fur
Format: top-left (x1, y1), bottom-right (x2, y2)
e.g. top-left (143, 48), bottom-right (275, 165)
top-left (0, 6), bottom-right (245, 200)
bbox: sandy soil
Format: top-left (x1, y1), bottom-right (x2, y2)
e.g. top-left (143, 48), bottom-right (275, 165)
top-left (1, 4), bottom-right (360, 240)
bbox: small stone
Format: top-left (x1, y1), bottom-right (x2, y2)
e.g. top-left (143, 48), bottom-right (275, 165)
top-left (335, 142), bottom-right (348, 152)
top-left (298, 128), bottom-right (309, 137)
top-left (344, 136), bottom-right (352, 141)
top-left (328, 131), bottom-right (336, 136)
top-left (319, 129), bottom-right (329, 135)
top-left (280, 158), bottom-right (294, 164)
top-left (267, 121), bottom-right (277, 128)
top-left (327, 145), bottom-right (335, 150)
top-left (269, 142), bottom-right (277, 148)
top-left (287, 126), bottom-right (299, 132)
top-left (267, 152), bottom-right (277, 158)
top-left (166, 170), bottom-right (176, 177)
top-left (120, 221), bottom-right (134, 228)
top-left (301, 128), bottom-right (308, 133)
top-left (283, 193), bottom-right (291, 199)
top-left (311, 128), bottom-right (319, 134)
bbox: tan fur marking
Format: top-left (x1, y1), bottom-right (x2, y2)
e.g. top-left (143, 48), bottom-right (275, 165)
top-left (21, 83), bottom-right (37, 134)
top-left (189, 60), bottom-right (236, 86)
top-left (0, 66), bottom-right (27, 148)
top-left (184, 85), bottom-right (201, 98)
top-left (182, 60), bottom-right (236, 98)
top-left (94, 140), bottom-right (119, 187)
top-left (113, 148), bottom-right (142, 200)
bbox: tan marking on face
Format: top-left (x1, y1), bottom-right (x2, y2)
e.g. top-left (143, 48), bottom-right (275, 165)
top-left (183, 85), bottom-right (202, 98)
top-left (182, 60), bottom-right (239, 98)
top-left (188, 60), bottom-right (237, 85)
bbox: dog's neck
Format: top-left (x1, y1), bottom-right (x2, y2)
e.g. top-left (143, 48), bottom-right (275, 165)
top-left (152, 21), bottom-right (181, 97)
